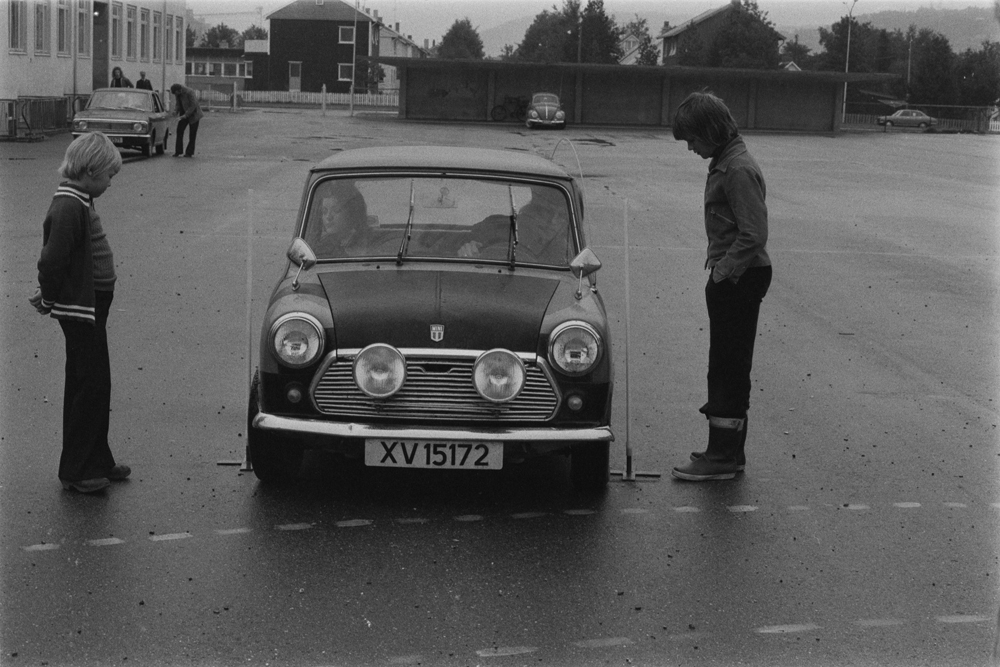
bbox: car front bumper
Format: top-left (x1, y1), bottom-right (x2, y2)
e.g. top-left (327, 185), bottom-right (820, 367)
top-left (254, 410), bottom-right (613, 443)
top-left (72, 131), bottom-right (154, 149)
top-left (526, 118), bottom-right (565, 128)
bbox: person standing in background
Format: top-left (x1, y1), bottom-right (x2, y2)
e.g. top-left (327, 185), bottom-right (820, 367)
top-left (110, 66), bottom-right (133, 88)
top-left (170, 83), bottom-right (204, 158)
top-left (669, 91), bottom-right (773, 482)
top-left (135, 71), bottom-right (153, 90)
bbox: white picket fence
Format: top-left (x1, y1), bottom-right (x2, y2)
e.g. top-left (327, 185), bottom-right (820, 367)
top-left (238, 89), bottom-right (399, 108)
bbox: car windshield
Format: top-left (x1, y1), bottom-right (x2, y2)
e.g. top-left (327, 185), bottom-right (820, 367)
top-left (302, 176), bottom-right (575, 267)
top-left (87, 91), bottom-right (152, 111)
top-left (533, 94), bottom-right (559, 105)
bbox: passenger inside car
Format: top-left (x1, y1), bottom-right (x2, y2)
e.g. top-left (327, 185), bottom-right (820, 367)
top-left (308, 181), bottom-right (373, 257)
top-left (457, 185), bottom-right (572, 264)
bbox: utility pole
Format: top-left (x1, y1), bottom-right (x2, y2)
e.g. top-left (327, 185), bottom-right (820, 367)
top-left (841, 0), bottom-right (859, 124)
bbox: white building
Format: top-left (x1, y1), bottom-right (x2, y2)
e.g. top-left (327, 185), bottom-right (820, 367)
top-left (2, 0), bottom-right (187, 137)
top-left (377, 18), bottom-right (429, 92)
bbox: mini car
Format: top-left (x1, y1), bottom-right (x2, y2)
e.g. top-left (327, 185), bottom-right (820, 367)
top-left (248, 146), bottom-right (614, 491)
top-left (526, 92), bottom-right (566, 129)
top-left (876, 109), bottom-right (937, 129)
top-left (72, 88), bottom-right (175, 156)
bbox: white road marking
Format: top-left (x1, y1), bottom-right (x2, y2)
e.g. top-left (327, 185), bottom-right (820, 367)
top-left (936, 614), bottom-right (991, 623)
top-left (148, 532), bottom-right (192, 542)
top-left (475, 646), bottom-right (538, 657)
top-left (215, 528), bottom-right (252, 535)
top-left (87, 537), bottom-right (125, 547)
top-left (893, 502), bottom-right (921, 508)
top-left (756, 623), bottom-right (821, 634)
top-left (275, 523), bottom-right (313, 531)
top-left (23, 543), bottom-right (59, 552)
top-left (844, 504), bottom-right (870, 510)
top-left (728, 505), bottom-right (758, 513)
top-left (336, 519), bottom-right (372, 528)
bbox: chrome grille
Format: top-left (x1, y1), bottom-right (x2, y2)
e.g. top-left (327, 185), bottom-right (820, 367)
top-left (83, 121), bottom-right (133, 132)
top-left (313, 355), bottom-right (558, 422)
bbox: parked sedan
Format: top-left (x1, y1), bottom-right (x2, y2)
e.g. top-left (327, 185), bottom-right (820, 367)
top-left (248, 146), bottom-right (614, 491)
top-left (72, 88), bottom-right (175, 156)
top-left (526, 92), bottom-right (566, 129)
top-left (876, 109), bottom-right (937, 129)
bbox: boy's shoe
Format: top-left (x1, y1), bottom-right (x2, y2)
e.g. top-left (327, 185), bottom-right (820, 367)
top-left (61, 478), bottom-right (110, 493)
top-left (107, 464), bottom-right (131, 481)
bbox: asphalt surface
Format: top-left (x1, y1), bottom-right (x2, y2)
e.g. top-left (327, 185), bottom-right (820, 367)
top-left (1, 108), bottom-right (998, 667)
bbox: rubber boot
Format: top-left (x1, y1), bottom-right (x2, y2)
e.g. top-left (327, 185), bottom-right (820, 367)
top-left (689, 416), bottom-right (748, 471)
top-left (672, 416), bottom-right (744, 481)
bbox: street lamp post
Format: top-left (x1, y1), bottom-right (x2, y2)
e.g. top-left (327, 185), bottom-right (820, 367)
top-left (841, 0), bottom-right (859, 123)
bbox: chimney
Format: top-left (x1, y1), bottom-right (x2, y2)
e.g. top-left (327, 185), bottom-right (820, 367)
top-left (424, 38), bottom-right (429, 49)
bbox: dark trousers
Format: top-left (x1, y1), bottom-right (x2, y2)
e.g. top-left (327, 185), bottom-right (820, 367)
top-left (701, 266), bottom-right (772, 420)
top-left (58, 290), bottom-right (116, 481)
top-left (175, 118), bottom-right (199, 156)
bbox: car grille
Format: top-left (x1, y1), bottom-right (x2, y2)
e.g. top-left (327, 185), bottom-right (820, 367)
top-left (313, 355), bottom-right (558, 422)
top-left (82, 121), bottom-right (134, 132)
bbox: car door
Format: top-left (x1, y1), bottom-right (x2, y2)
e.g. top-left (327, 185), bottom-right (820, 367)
top-left (151, 92), bottom-right (168, 137)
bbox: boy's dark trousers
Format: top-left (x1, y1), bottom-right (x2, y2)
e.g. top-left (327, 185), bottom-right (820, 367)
top-left (58, 290), bottom-right (116, 481)
top-left (175, 118), bottom-right (199, 156)
top-left (700, 265), bottom-right (772, 420)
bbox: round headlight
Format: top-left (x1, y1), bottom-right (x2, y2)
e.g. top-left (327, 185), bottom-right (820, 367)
top-left (74, 120), bottom-right (87, 130)
top-left (133, 122), bottom-right (145, 132)
top-left (555, 111), bottom-right (565, 120)
top-left (473, 349), bottom-right (525, 403)
top-left (529, 110), bottom-right (539, 119)
top-left (549, 322), bottom-right (601, 376)
top-left (354, 344), bottom-right (406, 398)
top-left (270, 314), bottom-right (325, 368)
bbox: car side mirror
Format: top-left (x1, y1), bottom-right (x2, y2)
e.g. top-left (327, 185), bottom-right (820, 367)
top-left (287, 238), bottom-right (316, 291)
top-left (569, 248), bottom-right (601, 299)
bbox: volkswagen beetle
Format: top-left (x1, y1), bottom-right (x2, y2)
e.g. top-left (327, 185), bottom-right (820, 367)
top-left (525, 92), bottom-right (566, 129)
top-left (72, 88), bottom-right (175, 156)
top-left (248, 146), bottom-right (613, 491)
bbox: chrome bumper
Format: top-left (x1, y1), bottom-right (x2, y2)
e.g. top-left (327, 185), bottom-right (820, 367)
top-left (254, 411), bottom-right (613, 443)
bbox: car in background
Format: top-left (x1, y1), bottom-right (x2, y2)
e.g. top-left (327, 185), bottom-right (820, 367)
top-left (247, 146), bottom-right (614, 492)
top-left (526, 92), bottom-right (566, 129)
top-left (72, 88), bottom-right (175, 156)
top-left (876, 109), bottom-right (937, 129)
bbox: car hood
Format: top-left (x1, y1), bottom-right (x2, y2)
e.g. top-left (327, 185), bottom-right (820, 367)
top-left (532, 104), bottom-right (561, 120)
top-left (75, 109), bottom-right (150, 120)
top-left (318, 269), bottom-right (559, 351)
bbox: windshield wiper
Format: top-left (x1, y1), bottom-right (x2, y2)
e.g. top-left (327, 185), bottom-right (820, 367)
top-left (396, 179), bottom-right (416, 265)
top-left (507, 185), bottom-right (519, 270)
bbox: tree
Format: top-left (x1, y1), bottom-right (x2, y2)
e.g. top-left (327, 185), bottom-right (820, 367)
top-left (579, 0), bottom-right (623, 64)
top-left (708, 0), bottom-right (782, 69)
top-left (909, 28), bottom-right (958, 105)
top-left (438, 18), bottom-right (485, 59)
top-left (514, 0), bottom-right (622, 64)
top-left (241, 25), bottom-right (268, 42)
top-left (186, 25), bottom-right (198, 48)
top-left (677, 31), bottom-right (706, 66)
top-left (623, 16), bottom-right (660, 66)
top-left (201, 23), bottom-right (241, 48)
top-left (781, 35), bottom-right (812, 65)
top-left (955, 41), bottom-right (1000, 106)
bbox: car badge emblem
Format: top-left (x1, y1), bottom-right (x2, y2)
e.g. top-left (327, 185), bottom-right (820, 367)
top-left (430, 324), bottom-right (444, 342)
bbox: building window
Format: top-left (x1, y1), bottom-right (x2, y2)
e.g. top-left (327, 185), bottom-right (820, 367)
top-left (111, 3), bottom-right (122, 58)
top-left (194, 61), bottom-right (206, 75)
top-left (126, 5), bottom-right (136, 59)
top-left (164, 13), bottom-right (172, 61)
top-left (77, 0), bottom-right (91, 56)
top-left (223, 62), bottom-right (236, 77)
top-left (152, 11), bottom-right (161, 61)
top-left (209, 62), bottom-right (221, 76)
top-left (56, 0), bottom-right (70, 54)
top-left (139, 8), bottom-right (149, 60)
top-left (185, 61), bottom-right (192, 75)
top-left (174, 16), bottom-right (182, 63)
top-left (238, 61), bottom-right (253, 78)
top-left (34, 1), bottom-right (51, 54)
top-left (9, 0), bottom-right (28, 52)
top-left (339, 26), bottom-right (354, 44)
top-left (338, 63), bottom-right (353, 81)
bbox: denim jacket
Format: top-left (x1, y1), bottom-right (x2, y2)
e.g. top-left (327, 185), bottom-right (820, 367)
top-left (704, 136), bottom-right (770, 283)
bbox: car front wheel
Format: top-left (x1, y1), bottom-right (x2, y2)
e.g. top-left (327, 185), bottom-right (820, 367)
top-left (247, 371), bottom-right (304, 483)
top-left (918, 122), bottom-right (927, 128)
top-left (885, 121), bottom-right (894, 128)
top-left (142, 133), bottom-right (153, 157)
top-left (571, 442), bottom-right (610, 493)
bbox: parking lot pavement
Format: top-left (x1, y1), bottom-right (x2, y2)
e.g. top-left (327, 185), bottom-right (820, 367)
top-left (2, 109), bottom-right (998, 666)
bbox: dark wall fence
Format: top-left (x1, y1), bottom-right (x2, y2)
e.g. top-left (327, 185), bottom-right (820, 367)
top-left (376, 57), bottom-right (894, 133)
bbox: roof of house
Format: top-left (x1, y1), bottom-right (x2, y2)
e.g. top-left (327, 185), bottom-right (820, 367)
top-left (267, 0), bottom-right (372, 22)
top-left (660, 2), bottom-right (736, 38)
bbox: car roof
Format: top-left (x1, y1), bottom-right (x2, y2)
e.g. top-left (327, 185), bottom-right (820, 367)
top-left (92, 87), bottom-right (154, 94)
top-left (311, 146), bottom-right (573, 181)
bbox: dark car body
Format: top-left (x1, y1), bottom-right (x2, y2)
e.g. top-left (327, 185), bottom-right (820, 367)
top-left (526, 93), bottom-right (566, 129)
top-left (72, 88), bottom-right (175, 156)
top-left (876, 109), bottom-right (937, 128)
top-left (248, 146), bottom-right (614, 491)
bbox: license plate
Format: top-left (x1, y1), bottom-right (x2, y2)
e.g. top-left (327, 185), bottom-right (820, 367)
top-left (364, 440), bottom-right (503, 470)
top-left (110, 137), bottom-right (123, 145)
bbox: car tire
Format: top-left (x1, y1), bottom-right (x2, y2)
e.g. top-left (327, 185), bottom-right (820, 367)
top-left (247, 370), bottom-right (304, 483)
top-left (570, 442), bottom-right (610, 493)
top-left (885, 121), bottom-right (893, 128)
top-left (156, 129), bottom-right (168, 155)
top-left (918, 122), bottom-right (927, 129)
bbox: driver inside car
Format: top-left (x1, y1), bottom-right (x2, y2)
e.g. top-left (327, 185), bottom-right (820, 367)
top-left (310, 181), bottom-right (372, 257)
top-left (457, 185), bottom-right (572, 264)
